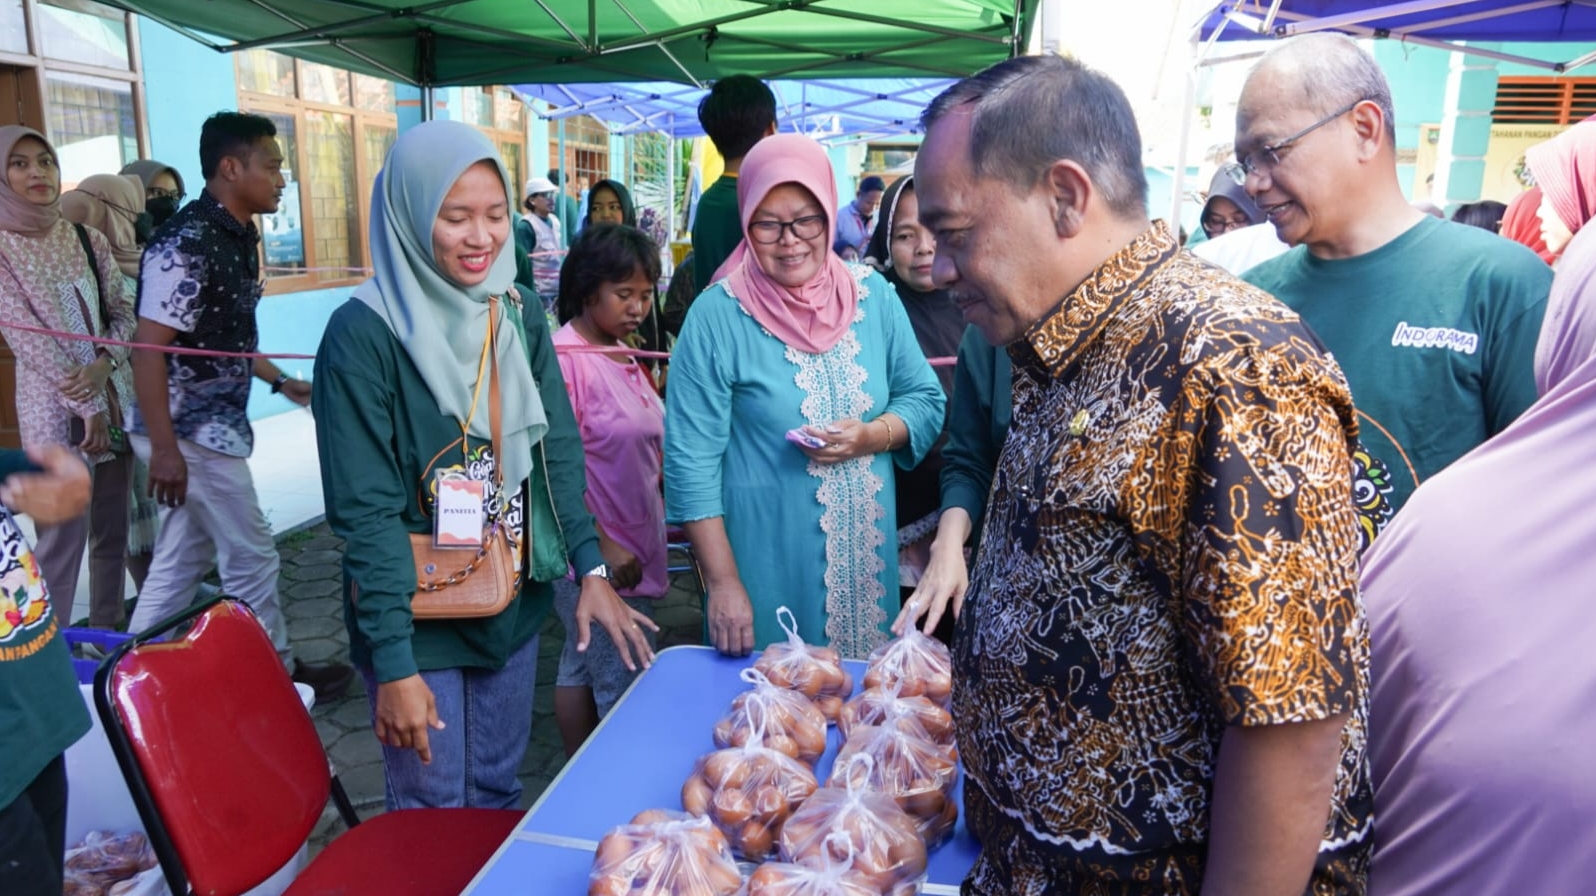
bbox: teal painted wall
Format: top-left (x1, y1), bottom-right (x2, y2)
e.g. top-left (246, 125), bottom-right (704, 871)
top-left (250, 287), bottom-right (344, 419)
top-left (137, 20), bottom-right (237, 195)
top-left (1376, 41), bottom-right (1592, 198)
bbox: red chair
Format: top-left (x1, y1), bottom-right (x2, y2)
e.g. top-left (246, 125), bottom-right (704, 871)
top-left (94, 597), bottom-right (522, 896)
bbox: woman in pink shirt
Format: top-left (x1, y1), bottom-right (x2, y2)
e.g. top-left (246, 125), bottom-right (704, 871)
top-left (550, 223), bottom-right (666, 755)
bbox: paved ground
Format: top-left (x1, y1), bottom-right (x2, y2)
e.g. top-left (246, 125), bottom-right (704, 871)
top-left (274, 523), bottom-right (707, 853)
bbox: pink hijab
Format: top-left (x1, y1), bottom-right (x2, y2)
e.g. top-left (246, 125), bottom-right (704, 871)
top-left (713, 134), bottom-right (859, 354)
top-left (1526, 118), bottom-right (1596, 236)
top-left (1500, 185), bottom-right (1554, 264)
top-left (1363, 221), bottom-right (1596, 895)
top-left (0, 126), bottom-right (62, 237)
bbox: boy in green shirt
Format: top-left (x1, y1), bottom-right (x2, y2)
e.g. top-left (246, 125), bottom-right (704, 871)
top-left (691, 75), bottom-right (777, 294)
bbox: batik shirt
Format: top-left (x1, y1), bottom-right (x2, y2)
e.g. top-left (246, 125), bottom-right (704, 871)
top-left (130, 190), bottom-right (262, 457)
top-left (954, 222), bottom-right (1373, 896)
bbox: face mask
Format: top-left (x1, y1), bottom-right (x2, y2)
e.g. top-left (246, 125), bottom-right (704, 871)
top-left (146, 195), bottom-right (179, 227)
top-left (130, 210), bottom-right (154, 244)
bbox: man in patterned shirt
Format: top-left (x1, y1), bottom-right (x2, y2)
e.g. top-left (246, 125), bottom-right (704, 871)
top-left (127, 112), bottom-right (352, 700)
top-left (913, 55), bottom-right (1372, 895)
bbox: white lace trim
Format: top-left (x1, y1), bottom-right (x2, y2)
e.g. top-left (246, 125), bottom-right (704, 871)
top-left (722, 274), bottom-right (889, 658)
top-left (790, 325), bottom-right (887, 659)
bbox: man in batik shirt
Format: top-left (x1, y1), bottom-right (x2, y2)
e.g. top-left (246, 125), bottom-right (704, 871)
top-left (913, 55), bottom-right (1373, 895)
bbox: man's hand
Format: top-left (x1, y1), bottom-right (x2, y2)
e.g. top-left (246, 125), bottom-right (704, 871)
top-left (147, 443), bottom-right (188, 507)
top-left (280, 378), bottom-right (312, 407)
top-left (574, 575), bottom-right (658, 671)
top-left (0, 445), bottom-right (90, 524)
top-left (373, 675), bottom-right (445, 764)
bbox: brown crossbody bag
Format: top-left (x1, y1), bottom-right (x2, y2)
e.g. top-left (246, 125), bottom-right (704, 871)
top-left (409, 296), bottom-right (520, 619)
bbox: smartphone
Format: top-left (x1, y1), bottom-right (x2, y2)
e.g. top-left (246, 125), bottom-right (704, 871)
top-left (785, 427), bottom-right (827, 450)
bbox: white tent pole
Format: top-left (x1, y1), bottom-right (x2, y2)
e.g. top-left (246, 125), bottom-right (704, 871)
top-left (1169, 36), bottom-right (1199, 228)
top-left (666, 116), bottom-right (677, 253)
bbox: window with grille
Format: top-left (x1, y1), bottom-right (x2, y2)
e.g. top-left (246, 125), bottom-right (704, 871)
top-left (236, 49), bottom-right (398, 293)
top-left (1492, 77), bottom-right (1596, 125)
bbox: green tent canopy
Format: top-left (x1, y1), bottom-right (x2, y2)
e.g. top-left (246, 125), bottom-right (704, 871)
top-left (104, 0), bottom-right (1037, 87)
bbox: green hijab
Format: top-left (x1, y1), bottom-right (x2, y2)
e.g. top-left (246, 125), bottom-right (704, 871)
top-left (354, 120), bottom-right (546, 490)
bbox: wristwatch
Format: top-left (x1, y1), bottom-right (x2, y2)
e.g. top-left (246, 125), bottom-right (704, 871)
top-left (581, 563), bottom-right (611, 582)
top-left (270, 373), bottom-right (290, 394)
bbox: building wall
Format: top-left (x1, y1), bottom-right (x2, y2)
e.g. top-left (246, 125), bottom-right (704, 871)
top-left (1376, 41), bottom-right (1591, 201)
top-left (138, 21), bottom-right (236, 211)
top-left (136, 19), bottom-right (544, 424)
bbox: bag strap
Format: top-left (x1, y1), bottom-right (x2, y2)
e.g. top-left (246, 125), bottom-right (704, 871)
top-left (71, 223), bottom-right (107, 329)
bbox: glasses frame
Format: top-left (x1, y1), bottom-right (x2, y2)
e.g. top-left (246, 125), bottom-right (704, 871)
top-left (147, 186), bottom-right (185, 203)
top-left (1231, 98), bottom-right (1365, 183)
top-left (748, 214), bottom-right (827, 245)
top-left (1201, 212), bottom-right (1253, 235)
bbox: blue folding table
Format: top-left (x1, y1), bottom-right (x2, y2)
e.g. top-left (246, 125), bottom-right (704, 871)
top-left (463, 645), bottom-right (979, 894)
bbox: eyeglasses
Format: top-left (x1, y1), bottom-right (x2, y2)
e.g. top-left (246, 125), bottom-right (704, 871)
top-left (1229, 99), bottom-right (1364, 184)
top-left (1202, 213), bottom-right (1252, 235)
top-left (147, 186), bottom-right (185, 203)
top-left (748, 214), bottom-right (826, 245)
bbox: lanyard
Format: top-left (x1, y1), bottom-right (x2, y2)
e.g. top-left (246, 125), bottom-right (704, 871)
top-left (459, 295), bottom-right (497, 466)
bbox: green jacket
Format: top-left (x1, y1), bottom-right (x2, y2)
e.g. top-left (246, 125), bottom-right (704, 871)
top-left (939, 326), bottom-right (1012, 544)
top-left (313, 293), bottom-right (604, 682)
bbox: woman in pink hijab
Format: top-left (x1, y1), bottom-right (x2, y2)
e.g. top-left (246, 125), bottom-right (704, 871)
top-left (1526, 118), bottom-right (1596, 262)
top-left (1364, 221), bottom-right (1596, 894)
top-left (0, 126), bottom-right (137, 629)
top-left (665, 135), bottom-right (945, 659)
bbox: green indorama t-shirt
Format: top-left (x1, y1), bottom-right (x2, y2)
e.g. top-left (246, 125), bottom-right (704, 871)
top-left (0, 463), bottom-right (91, 807)
top-left (1244, 215), bottom-right (1550, 512)
top-left (692, 174), bottom-right (742, 295)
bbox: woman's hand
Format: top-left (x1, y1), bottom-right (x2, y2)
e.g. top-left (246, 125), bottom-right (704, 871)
top-left (575, 574), bottom-right (658, 671)
top-left (892, 508), bottom-right (972, 637)
top-left (598, 533), bottom-right (644, 591)
top-left (79, 413), bottom-right (111, 456)
top-left (705, 579), bottom-right (755, 657)
top-left (796, 418), bottom-right (885, 465)
top-left (58, 358), bottom-right (111, 405)
top-left (374, 674), bottom-right (445, 764)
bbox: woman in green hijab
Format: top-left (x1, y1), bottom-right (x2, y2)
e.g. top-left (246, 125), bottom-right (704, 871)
top-left (313, 120), bottom-right (656, 809)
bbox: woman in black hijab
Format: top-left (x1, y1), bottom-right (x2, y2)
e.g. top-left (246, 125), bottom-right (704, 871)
top-left (863, 175), bottom-right (963, 635)
top-left (578, 179), bottom-right (666, 371)
top-left (583, 178), bottom-right (636, 228)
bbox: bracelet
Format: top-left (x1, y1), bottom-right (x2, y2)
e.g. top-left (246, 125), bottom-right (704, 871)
top-left (270, 373), bottom-right (290, 394)
top-left (877, 416), bottom-right (894, 452)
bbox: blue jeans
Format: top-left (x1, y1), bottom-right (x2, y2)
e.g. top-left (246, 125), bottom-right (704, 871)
top-left (359, 633), bottom-right (540, 811)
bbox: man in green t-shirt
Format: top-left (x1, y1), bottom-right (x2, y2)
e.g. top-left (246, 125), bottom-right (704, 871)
top-left (1235, 33), bottom-right (1549, 514)
top-left (0, 445), bottom-right (92, 896)
top-left (691, 75), bottom-right (777, 294)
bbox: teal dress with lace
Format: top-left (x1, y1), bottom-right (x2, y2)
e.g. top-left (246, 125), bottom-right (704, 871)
top-left (663, 265), bottom-right (945, 658)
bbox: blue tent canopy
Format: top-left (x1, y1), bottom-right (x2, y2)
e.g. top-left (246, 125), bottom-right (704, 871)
top-left (1197, 0), bottom-right (1596, 72)
top-left (514, 78), bottom-right (952, 142)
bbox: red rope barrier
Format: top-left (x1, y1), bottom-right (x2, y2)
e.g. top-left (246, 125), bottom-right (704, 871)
top-left (0, 319), bottom-right (958, 367)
